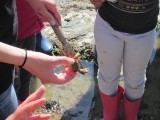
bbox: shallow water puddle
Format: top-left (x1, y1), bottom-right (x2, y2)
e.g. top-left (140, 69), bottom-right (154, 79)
top-left (30, 60), bottom-right (96, 120)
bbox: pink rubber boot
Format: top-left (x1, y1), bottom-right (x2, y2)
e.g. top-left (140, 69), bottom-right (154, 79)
top-left (100, 86), bottom-right (124, 120)
top-left (123, 96), bottom-right (142, 120)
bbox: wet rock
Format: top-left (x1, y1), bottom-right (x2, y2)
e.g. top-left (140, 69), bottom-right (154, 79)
top-left (62, 110), bottom-right (83, 120)
top-left (42, 0), bottom-right (96, 53)
top-left (138, 30), bottom-right (160, 120)
top-left (138, 50), bottom-right (160, 120)
top-left (35, 100), bottom-right (64, 114)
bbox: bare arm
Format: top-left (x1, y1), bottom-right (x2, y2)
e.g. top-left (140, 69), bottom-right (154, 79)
top-left (0, 42), bottom-right (77, 84)
top-left (0, 42), bottom-right (27, 66)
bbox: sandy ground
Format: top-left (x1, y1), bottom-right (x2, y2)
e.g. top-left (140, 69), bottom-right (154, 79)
top-left (31, 0), bottom-right (160, 119)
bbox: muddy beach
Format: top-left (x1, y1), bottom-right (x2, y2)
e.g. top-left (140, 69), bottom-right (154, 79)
top-left (31, 0), bottom-right (160, 120)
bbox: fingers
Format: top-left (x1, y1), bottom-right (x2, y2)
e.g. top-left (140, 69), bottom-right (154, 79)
top-left (52, 67), bottom-right (77, 84)
top-left (61, 67), bottom-right (77, 81)
top-left (36, 5), bottom-right (55, 25)
top-left (52, 56), bottom-right (75, 67)
top-left (46, 3), bottom-right (62, 26)
top-left (22, 85), bottom-right (45, 104)
top-left (33, 0), bottom-right (61, 26)
top-left (29, 114), bottom-right (51, 120)
top-left (24, 98), bottom-right (47, 113)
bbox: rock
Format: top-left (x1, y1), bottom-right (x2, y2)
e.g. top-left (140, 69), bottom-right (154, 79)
top-left (42, 0), bottom-right (96, 53)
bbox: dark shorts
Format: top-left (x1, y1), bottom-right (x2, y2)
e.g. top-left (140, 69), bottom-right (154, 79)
top-left (0, 0), bottom-right (17, 94)
top-left (14, 34), bottom-right (36, 100)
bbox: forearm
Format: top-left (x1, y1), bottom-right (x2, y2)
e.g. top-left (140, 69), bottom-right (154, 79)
top-left (0, 42), bottom-right (76, 85)
top-left (0, 42), bottom-right (26, 66)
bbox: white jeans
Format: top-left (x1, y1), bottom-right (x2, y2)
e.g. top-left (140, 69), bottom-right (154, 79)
top-left (94, 13), bottom-right (156, 100)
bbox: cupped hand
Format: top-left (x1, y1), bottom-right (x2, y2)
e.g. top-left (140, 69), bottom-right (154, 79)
top-left (24, 51), bottom-right (77, 84)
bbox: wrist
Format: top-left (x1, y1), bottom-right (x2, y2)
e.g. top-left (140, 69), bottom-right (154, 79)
top-left (19, 49), bottom-right (27, 68)
top-left (22, 50), bottom-right (36, 69)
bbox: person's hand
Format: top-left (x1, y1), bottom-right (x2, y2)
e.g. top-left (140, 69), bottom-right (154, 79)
top-left (27, 0), bottom-right (61, 26)
top-left (0, 42), bottom-right (76, 85)
top-left (24, 51), bottom-right (77, 84)
top-left (90, 0), bottom-right (105, 7)
top-left (6, 85), bottom-right (51, 120)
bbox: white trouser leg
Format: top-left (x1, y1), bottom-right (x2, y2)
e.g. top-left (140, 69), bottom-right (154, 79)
top-left (94, 13), bottom-right (124, 96)
top-left (94, 13), bottom-right (156, 100)
top-left (123, 29), bottom-right (156, 101)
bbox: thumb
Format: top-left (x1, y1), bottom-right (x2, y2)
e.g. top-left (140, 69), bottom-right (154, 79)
top-left (29, 114), bottom-right (51, 120)
top-left (22, 85), bottom-right (45, 104)
top-left (52, 56), bottom-right (75, 66)
top-left (24, 98), bottom-right (46, 113)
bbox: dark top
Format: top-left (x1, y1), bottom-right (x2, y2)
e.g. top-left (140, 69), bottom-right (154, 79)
top-left (0, 0), bottom-right (17, 94)
top-left (98, 0), bottom-right (159, 34)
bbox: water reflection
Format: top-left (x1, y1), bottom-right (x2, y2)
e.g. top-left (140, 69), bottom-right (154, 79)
top-left (30, 60), bottom-right (102, 120)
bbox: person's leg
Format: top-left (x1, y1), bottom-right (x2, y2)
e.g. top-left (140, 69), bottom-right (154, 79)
top-left (17, 69), bottom-right (33, 101)
top-left (36, 32), bottom-right (53, 55)
top-left (0, 84), bottom-right (18, 120)
top-left (14, 35), bottom-right (36, 102)
top-left (123, 29), bottom-right (156, 120)
top-left (13, 35), bottom-right (35, 120)
top-left (94, 13), bottom-right (124, 120)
